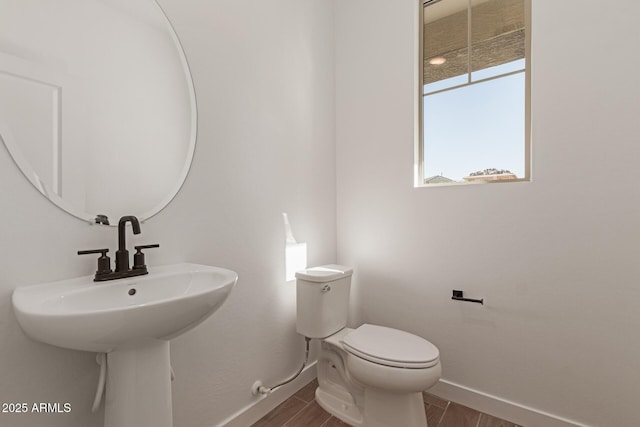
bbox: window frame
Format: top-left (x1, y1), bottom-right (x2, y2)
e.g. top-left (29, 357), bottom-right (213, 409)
top-left (416, 0), bottom-right (532, 187)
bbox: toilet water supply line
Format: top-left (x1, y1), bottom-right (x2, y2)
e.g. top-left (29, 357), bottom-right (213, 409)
top-left (253, 337), bottom-right (311, 395)
top-left (92, 352), bottom-right (176, 412)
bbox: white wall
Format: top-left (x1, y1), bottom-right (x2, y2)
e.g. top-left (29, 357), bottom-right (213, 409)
top-left (335, 1), bottom-right (640, 426)
top-left (0, 0), bottom-right (335, 426)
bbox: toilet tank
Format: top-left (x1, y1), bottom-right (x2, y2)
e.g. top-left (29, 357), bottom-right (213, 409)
top-left (295, 265), bottom-right (353, 339)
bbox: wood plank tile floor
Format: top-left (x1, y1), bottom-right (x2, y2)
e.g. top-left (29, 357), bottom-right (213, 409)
top-left (252, 379), bottom-right (522, 427)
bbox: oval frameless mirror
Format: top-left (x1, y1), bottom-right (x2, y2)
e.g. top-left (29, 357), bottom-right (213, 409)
top-left (0, 0), bottom-right (196, 225)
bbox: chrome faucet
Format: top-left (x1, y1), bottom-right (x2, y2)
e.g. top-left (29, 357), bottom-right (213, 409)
top-left (78, 215), bottom-right (159, 282)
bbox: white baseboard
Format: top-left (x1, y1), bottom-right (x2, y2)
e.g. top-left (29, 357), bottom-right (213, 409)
top-left (216, 361), bottom-right (317, 427)
top-left (430, 379), bottom-right (592, 427)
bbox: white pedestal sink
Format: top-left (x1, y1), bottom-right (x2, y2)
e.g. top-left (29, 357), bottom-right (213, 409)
top-left (12, 263), bottom-right (237, 427)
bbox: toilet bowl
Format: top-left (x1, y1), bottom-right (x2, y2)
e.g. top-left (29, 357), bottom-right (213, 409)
top-left (296, 265), bottom-right (441, 427)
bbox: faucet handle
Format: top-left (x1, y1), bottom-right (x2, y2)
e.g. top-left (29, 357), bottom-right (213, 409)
top-left (133, 244), bottom-right (160, 271)
top-left (78, 248), bottom-right (112, 276)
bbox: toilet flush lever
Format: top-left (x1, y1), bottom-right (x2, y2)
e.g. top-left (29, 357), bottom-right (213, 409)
top-left (321, 285), bottom-right (331, 293)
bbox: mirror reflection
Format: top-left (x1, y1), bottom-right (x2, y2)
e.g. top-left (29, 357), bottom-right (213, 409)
top-left (0, 0), bottom-right (196, 224)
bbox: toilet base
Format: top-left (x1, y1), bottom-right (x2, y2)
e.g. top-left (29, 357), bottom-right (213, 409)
top-left (363, 387), bottom-right (427, 427)
top-left (316, 387), bottom-right (363, 426)
top-left (316, 385), bottom-right (428, 427)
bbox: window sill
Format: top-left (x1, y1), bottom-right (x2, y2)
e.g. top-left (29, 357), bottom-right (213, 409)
top-left (415, 177), bottom-right (530, 188)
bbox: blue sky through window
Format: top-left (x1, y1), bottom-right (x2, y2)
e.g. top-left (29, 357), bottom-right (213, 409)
top-left (423, 63), bottom-right (525, 181)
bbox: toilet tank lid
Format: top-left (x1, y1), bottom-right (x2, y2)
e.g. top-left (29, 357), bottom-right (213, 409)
top-left (295, 265), bottom-right (353, 282)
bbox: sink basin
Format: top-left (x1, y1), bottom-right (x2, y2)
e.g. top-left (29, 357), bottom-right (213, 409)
top-left (12, 263), bottom-right (238, 352)
top-left (12, 262), bottom-right (237, 427)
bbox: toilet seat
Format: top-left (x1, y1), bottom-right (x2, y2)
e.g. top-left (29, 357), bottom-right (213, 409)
top-left (341, 324), bottom-right (439, 369)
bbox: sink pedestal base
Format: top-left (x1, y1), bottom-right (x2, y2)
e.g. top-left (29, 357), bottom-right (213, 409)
top-left (105, 340), bottom-right (173, 427)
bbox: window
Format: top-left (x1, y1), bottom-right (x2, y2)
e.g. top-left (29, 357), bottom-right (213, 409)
top-left (418, 0), bottom-right (531, 185)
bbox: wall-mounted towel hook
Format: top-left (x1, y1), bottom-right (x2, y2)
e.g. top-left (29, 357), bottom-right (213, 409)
top-left (451, 290), bottom-right (483, 305)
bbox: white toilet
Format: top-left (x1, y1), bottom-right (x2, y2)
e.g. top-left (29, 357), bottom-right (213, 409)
top-left (296, 265), bottom-right (441, 427)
